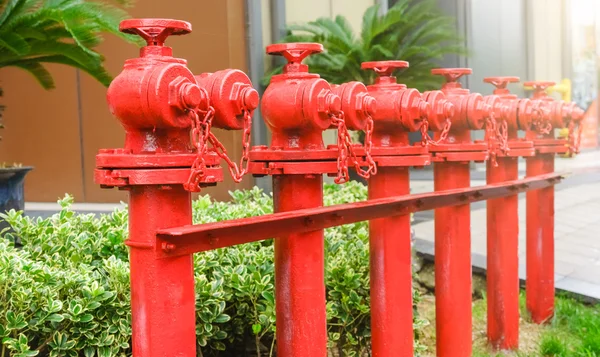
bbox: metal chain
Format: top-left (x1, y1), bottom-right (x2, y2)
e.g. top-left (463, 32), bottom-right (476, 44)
top-left (486, 113), bottom-right (498, 167)
top-left (207, 109), bottom-right (253, 183)
top-left (184, 107), bottom-right (215, 192)
top-left (496, 118), bottom-right (510, 156)
top-left (420, 118), bottom-right (452, 146)
top-left (567, 119), bottom-right (583, 157)
top-left (330, 113), bottom-right (350, 184)
top-left (331, 112), bottom-right (378, 183)
top-left (531, 107), bottom-right (553, 135)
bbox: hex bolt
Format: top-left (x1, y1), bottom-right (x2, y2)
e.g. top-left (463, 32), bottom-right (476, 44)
top-left (326, 93), bottom-right (342, 114)
top-left (162, 242), bottom-right (175, 252)
top-left (179, 82), bottom-right (202, 110)
top-left (241, 87), bottom-right (260, 111)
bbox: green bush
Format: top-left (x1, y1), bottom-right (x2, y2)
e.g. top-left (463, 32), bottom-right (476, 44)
top-left (0, 182), bottom-right (426, 356)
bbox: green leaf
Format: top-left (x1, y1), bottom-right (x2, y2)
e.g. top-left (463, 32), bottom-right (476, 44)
top-left (79, 314), bottom-right (93, 323)
top-left (214, 314), bottom-right (230, 323)
top-left (251, 323), bottom-right (262, 335)
top-left (46, 313), bottom-right (64, 323)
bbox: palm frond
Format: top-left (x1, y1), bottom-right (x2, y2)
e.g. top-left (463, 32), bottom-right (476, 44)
top-left (0, 0), bottom-right (138, 90)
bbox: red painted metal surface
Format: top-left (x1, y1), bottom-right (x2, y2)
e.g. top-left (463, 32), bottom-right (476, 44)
top-left (360, 60), bottom-right (440, 357)
top-left (428, 68), bottom-right (492, 357)
top-left (98, 20), bottom-right (204, 357)
top-left (526, 154), bottom-right (556, 324)
top-left (433, 161), bottom-right (472, 357)
top-left (369, 167), bottom-right (413, 356)
top-left (482, 77), bottom-right (534, 350)
top-left (274, 174), bottom-right (327, 357)
top-left (156, 172), bottom-right (563, 256)
top-left (96, 18), bottom-right (258, 357)
top-left (257, 42), bottom-right (341, 357)
top-left (523, 81), bottom-right (584, 325)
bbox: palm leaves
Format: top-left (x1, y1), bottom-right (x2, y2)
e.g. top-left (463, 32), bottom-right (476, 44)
top-left (0, 0), bottom-right (139, 90)
top-left (263, 0), bottom-right (466, 90)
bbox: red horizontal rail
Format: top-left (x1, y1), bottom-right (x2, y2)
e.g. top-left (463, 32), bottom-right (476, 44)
top-left (154, 172), bottom-right (564, 258)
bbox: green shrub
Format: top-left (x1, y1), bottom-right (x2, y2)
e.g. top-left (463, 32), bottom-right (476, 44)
top-left (1, 182), bottom-right (426, 356)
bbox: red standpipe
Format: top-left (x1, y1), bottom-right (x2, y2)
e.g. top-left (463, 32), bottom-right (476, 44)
top-left (95, 18), bottom-right (258, 357)
top-left (253, 43), bottom-right (348, 357)
top-left (359, 60), bottom-right (453, 357)
top-left (429, 68), bottom-right (494, 357)
top-left (482, 76), bottom-right (537, 350)
top-left (524, 81), bottom-right (585, 324)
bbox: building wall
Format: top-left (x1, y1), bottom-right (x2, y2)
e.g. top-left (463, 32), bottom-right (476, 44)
top-left (0, 0), bottom-right (252, 203)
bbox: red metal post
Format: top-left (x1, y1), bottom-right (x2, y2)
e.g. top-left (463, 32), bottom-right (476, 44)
top-left (255, 43), bottom-right (343, 357)
top-left (524, 81), bottom-right (585, 323)
top-left (526, 152), bottom-right (555, 323)
top-left (273, 174), bottom-right (326, 356)
top-left (360, 60), bottom-right (452, 357)
top-left (483, 76), bottom-right (536, 350)
top-left (430, 68), bottom-right (494, 357)
top-left (95, 18), bottom-right (258, 357)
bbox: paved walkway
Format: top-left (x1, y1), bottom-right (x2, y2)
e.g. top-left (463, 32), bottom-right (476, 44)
top-left (412, 150), bottom-right (600, 301)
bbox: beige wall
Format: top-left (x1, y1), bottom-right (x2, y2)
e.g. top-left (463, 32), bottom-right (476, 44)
top-left (0, 0), bottom-right (253, 203)
top-left (527, 0), bottom-right (565, 83)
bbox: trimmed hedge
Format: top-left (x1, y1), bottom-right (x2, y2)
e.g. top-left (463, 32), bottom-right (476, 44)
top-left (0, 182), bottom-right (427, 357)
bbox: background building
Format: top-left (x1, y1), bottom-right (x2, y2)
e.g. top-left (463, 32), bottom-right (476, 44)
top-left (1, 0), bottom-right (597, 203)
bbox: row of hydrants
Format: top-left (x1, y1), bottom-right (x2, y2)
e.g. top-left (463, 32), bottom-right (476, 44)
top-left (98, 18), bottom-right (584, 192)
top-left (94, 18), bottom-right (585, 357)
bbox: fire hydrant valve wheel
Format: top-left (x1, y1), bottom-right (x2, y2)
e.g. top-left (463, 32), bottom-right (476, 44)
top-left (361, 60), bottom-right (409, 76)
top-left (119, 18), bottom-right (192, 45)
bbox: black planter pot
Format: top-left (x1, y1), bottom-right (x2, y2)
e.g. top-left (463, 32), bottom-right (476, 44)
top-left (0, 166), bottom-right (32, 232)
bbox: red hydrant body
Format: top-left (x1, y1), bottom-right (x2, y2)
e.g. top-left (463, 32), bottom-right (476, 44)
top-left (429, 68), bottom-right (498, 357)
top-left (524, 81), bottom-right (584, 325)
top-left (96, 18), bottom-right (258, 357)
top-left (250, 43), bottom-right (349, 357)
top-left (482, 77), bottom-right (537, 350)
top-left (358, 61), bottom-right (455, 357)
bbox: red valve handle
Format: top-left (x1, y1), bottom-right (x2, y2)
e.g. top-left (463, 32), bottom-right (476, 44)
top-left (431, 68), bottom-right (472, 83)
top-left (484, 76), bottom-right (520, 90)
top-left (266, 42), bottom-right (323, 64)
top-left (523, 81), bottom-right (556, 91)
top-left (361, 60), bottom-right (409, 77)
top-left (120, 18), bottom-right (192, 46)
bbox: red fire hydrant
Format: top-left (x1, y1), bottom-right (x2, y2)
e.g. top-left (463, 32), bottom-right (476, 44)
top-left (250, 42), bottom-right (369, 357)
top-left (95, 18), bottom-right (258, 357)
top-left (429, 67), bottom-right (497, 357)
top-left (358, 60), bottom-right (453, 356)
top-left (482, 76), bottom-right (537, 350)
top-left (523, 81), bottom-right (584, 324)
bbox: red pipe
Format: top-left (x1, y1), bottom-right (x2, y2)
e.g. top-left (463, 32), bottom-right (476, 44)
top-left (434, 161), bottom-right (472, 357)
top-left (273, 174), bottom-right (327, 357)
top-left (128, 185), bottom-right (196, 356)
top-left (526, 153), bottom-right (555, 323)
top-left (368, 166), bottom-right (413, 356)
top-left (486, 156), bottom-right (520, 349)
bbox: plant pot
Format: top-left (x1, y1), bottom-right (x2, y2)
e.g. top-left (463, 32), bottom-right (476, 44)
top-left (0, 166), bottom-right (32, 232)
